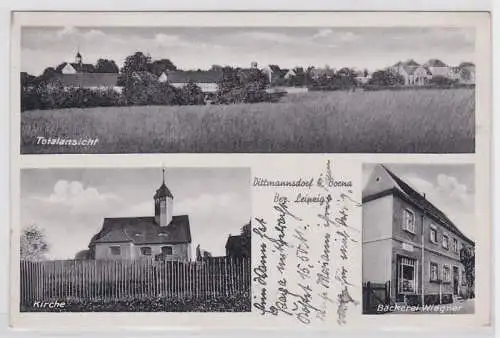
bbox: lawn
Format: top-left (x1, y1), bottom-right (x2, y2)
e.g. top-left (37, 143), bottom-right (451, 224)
top-left (20, 88), bottom-right (475, 154)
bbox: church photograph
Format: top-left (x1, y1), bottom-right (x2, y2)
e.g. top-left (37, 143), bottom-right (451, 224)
top-left (19, 167), bottom-right (252, 312)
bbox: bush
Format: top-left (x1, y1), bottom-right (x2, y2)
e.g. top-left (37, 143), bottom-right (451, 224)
top-left (178, 82), bottom-right (205, 105)
top-left (429, 75), bottom-right (458, 88)
top-left (21, 84), bottom-right (125, 111)
top-left (122, 72), bottom-right (201, 106)
top-left (20, 292), bottom-right (251, 312)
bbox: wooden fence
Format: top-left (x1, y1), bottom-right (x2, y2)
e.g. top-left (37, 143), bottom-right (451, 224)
top-left (362, 281), bottom-right (391, 314)
top-left (20, 257), bottom-right (251, 305)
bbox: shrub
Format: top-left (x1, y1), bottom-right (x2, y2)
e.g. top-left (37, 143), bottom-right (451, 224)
top-left (21, 292), bottom-right (251, 312)
top-left (21, 83), bottom-right (125, 111)
top-left (429, 75), bottom-right (458, 88)
top-left (178, 82), bottom-right (205, 105)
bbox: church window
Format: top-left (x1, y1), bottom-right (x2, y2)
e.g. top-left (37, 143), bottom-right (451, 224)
top-left (141, 247), bottom-right (152, 256)
top-left (162, 246), bottom-right (173, 255)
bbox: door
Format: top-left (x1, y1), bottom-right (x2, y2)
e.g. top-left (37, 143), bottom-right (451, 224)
top-left (453, 266), bottom-right (459, 295)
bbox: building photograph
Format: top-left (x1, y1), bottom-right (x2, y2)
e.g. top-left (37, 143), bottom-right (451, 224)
top-left (19, 167), bottom-right (251, 312)
top-left (21, 26), bottom-right (476, 154)
top-left (362, 164), bottom-right (475, 314)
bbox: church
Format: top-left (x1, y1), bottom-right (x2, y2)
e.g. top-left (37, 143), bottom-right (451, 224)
top-left (85, 170), bottom-right (192, 261)
top-left (49, 51), bottom-right (121, 91)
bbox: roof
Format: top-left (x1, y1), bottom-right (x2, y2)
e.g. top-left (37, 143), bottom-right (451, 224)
top-left (154, 182), bottom-right (174, 199)
top-left (404, 59), bottom-right (420, 67)
top-left (424, 59), bottom-right (448, 67)
top-left (56, 62), bottom-right (96, 74)
top-left (392, 59), bottom-right (419, 67)
top-left (225, 235), bottom-right (243, 249)
top-left (89, 215), bottom-right (191, 246)
top-left (50, 73), bottom-right (119, 88)
top-left (459, 62), bottom-right (475, 68)
top-left (363, 164), bottom-right (474, 245)
top-left (165, 70), bottom-right (223, 83)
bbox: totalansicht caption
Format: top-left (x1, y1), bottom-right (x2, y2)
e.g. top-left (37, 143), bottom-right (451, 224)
top-left (36, 136), bottom-right (99, 146)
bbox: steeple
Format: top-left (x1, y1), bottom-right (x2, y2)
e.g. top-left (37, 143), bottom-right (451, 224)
top-left (154, 168), bottom-right (173, 226)
top-left (75, 47), bottom-right (82, 65)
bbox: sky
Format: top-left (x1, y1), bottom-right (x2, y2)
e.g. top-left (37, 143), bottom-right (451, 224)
top-left (21, 26), bottom-right (475, 76)
top-left (362, 163), bottom-right (475, 241)
top-left (20, 168), bottom-right (251, 260)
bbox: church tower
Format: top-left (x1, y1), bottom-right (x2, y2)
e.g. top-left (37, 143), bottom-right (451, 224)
top-left (75, 51), bottom-right (82, 65)
top-left (154, 168), bottom-right (173, 227)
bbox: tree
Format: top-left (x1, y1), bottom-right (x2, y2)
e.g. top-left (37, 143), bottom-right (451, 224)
top-left (37, 67), bottom-right (59, 84)
top-left (460, 246), bottom-right (475, 298)
top-left (20, 224), bottom-right (49, 261)
top-left (239, 220), bottom-right (251, 258)
top-left (148, 59), bottom-right (177, 76)
top-left (95, 58), bottom-right (119, 73)
top-left (121, 51), bottom-right (151, 73)
top-left (179, 81), bottom-right (205, 105)
top-left (20, 72), bottom-right (36, 87)
top-left (368, 70), bottom-right (405, 87)
top-left (118, 51), bottom-right (152, 86)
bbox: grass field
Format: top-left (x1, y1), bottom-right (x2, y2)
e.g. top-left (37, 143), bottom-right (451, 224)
top-left (21, 88), bottom-right (475, 154)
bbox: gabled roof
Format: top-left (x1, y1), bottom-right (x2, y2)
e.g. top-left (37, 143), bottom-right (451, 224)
top-left (404, 59), bottom-right (421, 67)
top-left (165, 70), bottom-right (223, 83)
top-left (363, 164), bottom-right (474, 245)
top-left (56, 62), bottom-right (96, 73)
top-left (392, 59), bottom-right (420, 69)
top-left (459, 62), bottom-right (475, 68)
top-left (424, 59), bottom-right (448, 67)
top-left (50, 73), bottom-right (119, 88)
top-left (89, 215), bottom-right (191, 246)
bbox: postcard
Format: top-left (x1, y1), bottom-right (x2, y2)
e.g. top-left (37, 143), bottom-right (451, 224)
top-left (9, 11), bottom-right (492, 331)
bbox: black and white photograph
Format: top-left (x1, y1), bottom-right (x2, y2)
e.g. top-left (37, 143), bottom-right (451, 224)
top-left (19, 167), bottom-right (251, 312)
top-left (361, 164), bottom-right (475, 314)
top-left (20, 26), bottom-right (476, 154)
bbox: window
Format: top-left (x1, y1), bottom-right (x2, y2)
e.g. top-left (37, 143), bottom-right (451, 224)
top-left (402, 209), bottom-right (415, 233)
top-left (430, 262), bottom-right (439, 282)
top-left (161, 246), bottom-right (173, 255)
top-left (110, 246), bottom-right (121, 256)
top-left (398, 257), bottom-right (417, 294)
top-left (452, 238), bottom-right (458, 253)
top-left (141, 247), bottom-right (152, 256)
top-left (461, 269), bottom-right (467, 285)
top-left (442, 234), bottom-right (449, 250)
top-left (443, 265), bottom-right (451, 282)
top-left (429, 225), bottom-right (437, 243)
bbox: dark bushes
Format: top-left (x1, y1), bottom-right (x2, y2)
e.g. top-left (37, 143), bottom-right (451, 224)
top-left (20, 292), bottom-right (251, 312)
top-left (21, 85), bottom-right (125, 112)
top-left (20, 81), bottom-right (204, 112)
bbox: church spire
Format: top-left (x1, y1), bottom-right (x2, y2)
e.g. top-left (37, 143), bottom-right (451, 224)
top-left (154, 168), bottom-right (173, 199)
top-left (154, 167), bottom-right (174, 227)
top-left (75, 46), bottom-right (82, 65)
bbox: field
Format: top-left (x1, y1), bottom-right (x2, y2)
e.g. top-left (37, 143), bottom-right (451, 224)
top-left (21, 88), bottom-right (475, 154)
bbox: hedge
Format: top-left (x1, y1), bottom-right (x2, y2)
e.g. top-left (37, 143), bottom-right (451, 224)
top-left (20, 292), bottom-right (251, 312)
